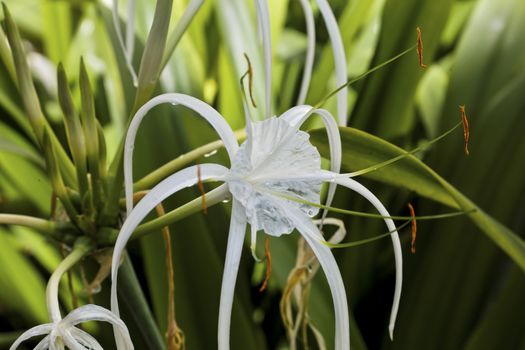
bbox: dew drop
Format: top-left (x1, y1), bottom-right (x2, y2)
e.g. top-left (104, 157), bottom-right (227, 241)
top-left (222, 194), bottom-right (232, 203)
top-left (204, 149), bottom-right (218, 158)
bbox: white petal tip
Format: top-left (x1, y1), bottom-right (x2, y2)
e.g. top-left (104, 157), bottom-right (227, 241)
top-left (389, 325), bottom-right (394, 341)
top-left (250, 245), bottom-right (262, 262)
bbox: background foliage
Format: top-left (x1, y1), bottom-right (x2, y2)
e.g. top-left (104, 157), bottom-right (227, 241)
top-left (0, 0), bottom-right (524, 349)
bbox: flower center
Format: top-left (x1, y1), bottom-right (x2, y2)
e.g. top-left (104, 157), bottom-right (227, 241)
top-left (227, 117), bottom-right (321, 236)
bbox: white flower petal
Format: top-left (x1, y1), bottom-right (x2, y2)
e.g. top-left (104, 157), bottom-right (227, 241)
top-left (113, 164), bottom-right (228, 331)
top-left (284, 206), bottom-right (350, 350)
top-left (124, 93), bottom-right (238, 215)
top-left (250, 224), bottom-right (261, 261)
top-left (34, 335), bottom-right (50, 350)
top-left (48, 328), bottom-right (61, 350)
top-left (218, 200), bottom-right (247, 350)
top-left (69, 328), bottom-right (104, 350)
top-left (61, 329), bottom-right (89, 350)
top-left (334, 176), bottom-right (402, 339)
top-left (228, 117), bottom-right (321, 235)
top-left (279, 105), bottom-right (312, 126)
top-left (297, 0), bottom-right (316, 105)
top-left (62, 304), bottom-right (133, 350)
top-left (313, 217), bottom-right (347, 244)
top-left (49, 337), bottom-right (64, 350)
top-left (315, 0), bottom-right (348, 125)
top-left (9, 324), bottom-right (53, 350)
top-left (254, 0), bottom-right (272, 118)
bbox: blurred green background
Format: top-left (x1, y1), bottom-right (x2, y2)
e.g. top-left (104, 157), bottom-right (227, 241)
top-left (0, 0), bottom-right (524, 349)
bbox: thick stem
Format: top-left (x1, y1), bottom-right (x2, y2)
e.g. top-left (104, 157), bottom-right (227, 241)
top-left (134, 129), bottom-right (246, 192)
top-left (46, 238), bottom-right (93, 322)
top-left (0, 214), bottom-right (53, 232)
top-left (133, 185), bottom-right (230, 239)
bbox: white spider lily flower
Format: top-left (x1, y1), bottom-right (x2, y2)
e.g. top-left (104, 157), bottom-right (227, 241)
top-left (111, 2), bottom-right (400, 349)
top-left (10, 305), bottom-right (133, 350)
top-left (11, 239), bottom-right (133, 350)
top-left (111, 97), bottom-right (401, 350)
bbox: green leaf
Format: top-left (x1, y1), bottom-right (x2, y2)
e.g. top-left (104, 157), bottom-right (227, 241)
top-left (79, 59), bottom-right (103, 205)
top-left (2, 3), bottom-right (76, 186)
top-left (42, 0), bottom-right (71, 63)
top-left (463, 267), bottom-right (525, 349)
top-left (58, 63), bottom-right (88, 196)
top-left (133, 0), bottom-right (173, 110)
top-left (310, 126), bottom-right (525, 272)
top-left (350, 0), bottom-right (454, 137)
top-left (118, 256), bottom-right (165, 349)
top-left (0, 228), bottom-right (47, 324)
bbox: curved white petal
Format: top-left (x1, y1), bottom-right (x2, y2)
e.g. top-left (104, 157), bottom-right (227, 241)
top-left (297, 0), bottom-right (316, 105)
top-left (69, 328), bottom-right (104, 350)
top-left (62, 304), bottom-right (133, 350)
top-left (313, 217), bottom-right (347, 244)
top-left (315, 0), bottom-right (348, 125)
top-left (61, 329), bottom-right (89, 350)
top-left (254, 0), bottom-right (272, 118)
top-left (284, 206), bottom-right (350, 350)
top-left (48, 328), bottom-right (61, 350)
top-left (49, 336), bottom-right (64, 350)
top-left (218, 200), bottom-right (247, 350)
top-left (124, 93), bottom-right (238, 215)
top-left (9, 324), bottom-right (53, 350)
top-left (334, 176), bottom-right (402, 339)
top-left (250, 224), bottom-right (261, 261)
top-left (279, 104), bottom-right (312, 125)
top-left (34, 335), bottom-right (50, 350)
top-left (113, 164), bottom-right (228, 321)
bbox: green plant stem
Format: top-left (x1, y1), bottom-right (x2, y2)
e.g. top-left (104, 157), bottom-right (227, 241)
top-left (97, 185), bottom-right (229, 245)
top-left (0, 25), bottom-right (16, 81)
top-left (325, 220), bottom-right (412, 249)
top-left (314, 45), bottom-right (417, 109)
top-left (270, 192), bottom-right (475, 221)
top-left (0, 214), bottom-right (73, 239)
top-left (346, 121), bottom-right (462, 177)
top-left (46, 237), bottom-right (93, 322)
top-left (133, 184), bottom-right (230, 239)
